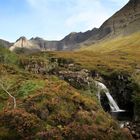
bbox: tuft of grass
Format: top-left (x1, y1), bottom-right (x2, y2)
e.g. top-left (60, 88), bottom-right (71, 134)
top-left (0, 46), bottom-right (18, 65)
top-left (18, 80), bottom-right (45, 98)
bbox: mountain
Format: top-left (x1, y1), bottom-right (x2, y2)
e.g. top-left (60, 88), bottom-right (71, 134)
top-left (30, 28), bottom-right (98, 51)
top-left (30, 37), bottom-right (60, 51)
top-left (58, 0), bottom-right (140, 49)
top-left (9, 29), bottom-right (98, 51)
top-left (0, 39), bottom-right (12, 48)
top-left (88, 0), bottom-right (140, 40)
top-left (9, 0), bottom-right (140, 51)
top-left (75, 0), bottom-right (140, 46)
top-left (9, 36), bottom-right (40, 53)
top-left (80, 0), bottom-right (140, 50)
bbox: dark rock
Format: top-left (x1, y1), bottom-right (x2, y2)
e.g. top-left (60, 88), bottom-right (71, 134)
top-left (102, 73), bottom-right (135, 120)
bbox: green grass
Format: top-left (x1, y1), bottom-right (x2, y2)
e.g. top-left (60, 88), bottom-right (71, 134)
top-left (0, 46), bottom-right (18, 65)
top-left (17, 80), bottom-right (45, 98)
top-left (80, 32), bottom-right (140, 53)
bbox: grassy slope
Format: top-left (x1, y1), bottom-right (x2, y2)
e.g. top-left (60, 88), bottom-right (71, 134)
top-left (81, 32), bottom-right (140, 81)
top-left (0, 47), bottom-right (132, 140)
top-left (52, 32), bottom-right (140, 75)
top-left (80, 32), bottom-right (140, 53)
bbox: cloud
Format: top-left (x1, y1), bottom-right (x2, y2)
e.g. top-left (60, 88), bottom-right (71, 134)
top-left (26, 0), bottom-right (47, 7)
top-left (26, 0), bottom-right (49, 15)
top-left (65, 0), bottom-right (109, 29)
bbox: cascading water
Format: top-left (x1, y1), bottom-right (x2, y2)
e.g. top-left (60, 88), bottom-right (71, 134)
top-left (95, 81), bottom-right (133, 130)
top-left (95, 81), bottom-right (125, 112)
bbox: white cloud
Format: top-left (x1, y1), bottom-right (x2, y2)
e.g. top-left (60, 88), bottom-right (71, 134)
top-left (65, 0), bottom-right (109, 29)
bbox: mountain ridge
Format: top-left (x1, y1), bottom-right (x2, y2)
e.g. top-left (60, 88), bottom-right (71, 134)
top-left (1, 0), bottom-right (139, 51)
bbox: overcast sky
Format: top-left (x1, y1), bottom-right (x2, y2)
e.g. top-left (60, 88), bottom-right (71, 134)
top-left (0, 0), bottom-right (129, 42)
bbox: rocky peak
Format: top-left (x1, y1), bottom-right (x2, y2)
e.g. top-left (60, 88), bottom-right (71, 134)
top-left (16, 36), bottom-right (27, 42)
top-left (9, 36), bottom-right (39, 51)
top-left (30, 37), bottom-right (44, 41)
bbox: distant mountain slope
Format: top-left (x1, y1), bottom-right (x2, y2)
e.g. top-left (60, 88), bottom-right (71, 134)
top-left (56, 0), bottom-right (140, 50)
top-left (54, 0), bottom-right (140, 50)
top-left (80, 32), bottom-right (140, 52)
top-left (29, 28), bottom-right (98, 51)
top-left (0, 39), bottom-right (12, 48)
top-left (9, 36), bottom-right (40, 53)
top-left (88, 0), bottom-right (140, 40)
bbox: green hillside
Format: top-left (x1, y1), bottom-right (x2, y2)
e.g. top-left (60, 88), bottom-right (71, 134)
top-left (0, 46), bottom-right (134, 140)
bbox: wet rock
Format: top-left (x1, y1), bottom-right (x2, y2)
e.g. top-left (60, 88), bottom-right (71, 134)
top-left (131, 130), bottom-right (135, 135)
top-left (122, 128), bottom-right (133, 140)
top-left (123, 121), bottom-right (140, 140)
top-left (103, 73), bottom-right (135, 120)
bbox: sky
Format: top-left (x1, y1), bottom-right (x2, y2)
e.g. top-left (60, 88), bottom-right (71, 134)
top-left (0, 0), bottom-right (129, 42)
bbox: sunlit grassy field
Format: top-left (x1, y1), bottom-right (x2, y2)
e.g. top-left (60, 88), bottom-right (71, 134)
top-left (52, 32), bottom-right (140, 75)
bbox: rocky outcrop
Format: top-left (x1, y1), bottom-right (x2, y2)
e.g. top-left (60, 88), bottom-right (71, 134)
top-left (20, 57), bottom-right (49, 74)
top-left (56, 69), bottom-right (92, 90)
top-left (122, 121), bottom-right (140, 140)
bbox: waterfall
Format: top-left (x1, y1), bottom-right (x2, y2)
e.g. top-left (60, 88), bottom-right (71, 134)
top-left (95, 81), bottom-right (125, 112)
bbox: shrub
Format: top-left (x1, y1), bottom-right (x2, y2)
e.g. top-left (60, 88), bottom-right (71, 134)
top-left (0, 109), bottom-right (41, 139)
